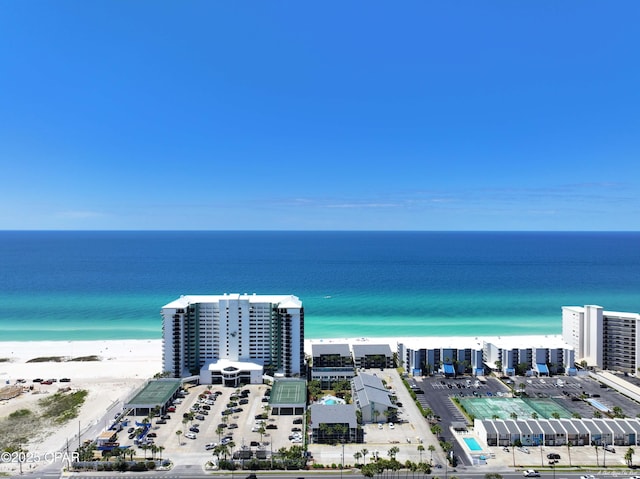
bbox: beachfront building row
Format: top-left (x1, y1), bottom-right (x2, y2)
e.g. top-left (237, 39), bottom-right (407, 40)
top-left (161, 293), bottom-right (304, 384)
top-left (398, 336), bottom-right (574, 377)
top-left (310, 342), bottom-right (393, 388)
top-left (562, 305), bottom-right (640, 374)
top-left (475, 417), bottom-right (640, 448)
top-left (482, 336), bottom-right (575, 376)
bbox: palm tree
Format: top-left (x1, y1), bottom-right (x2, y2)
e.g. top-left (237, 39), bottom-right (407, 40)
top-left (625, 447), bottom-right (635, 467)
top-left (417, 444), bottom-right (425, 464)
top-left (361, 448), bottom-right (369, 465)
top-left (613, 406), bottom-right (625, 418)
top-left (214, 444), bottom-right (229, 461)
top-left (157, 445), bottom-right (164, 461)
top-left (423, 407), bottom-right (433, 422)
top-left (388, 446), bottom-right (400, 460)
top-left (428, 444), bottom-right (436, 465)
top-left (430, 424), bottom-right (442, 438)
top-left (354, 451), bottom-right (363, 465)
top-left (567, 442), bottom-right (572, 467)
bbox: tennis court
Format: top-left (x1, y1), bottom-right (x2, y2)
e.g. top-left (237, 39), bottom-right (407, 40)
top-left (460, 397), bottom-right (572, 420)
top-left (270, 379), bottom-right (307, 405)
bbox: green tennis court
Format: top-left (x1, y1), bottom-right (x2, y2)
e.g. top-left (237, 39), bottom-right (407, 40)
top-left (270, 379), bottom-right (306, 405)
top-left (460, 397), bottom-right (572, 420)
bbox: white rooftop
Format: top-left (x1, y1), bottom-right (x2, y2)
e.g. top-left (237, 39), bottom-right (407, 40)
top-left (163, 293), bottom-right (302, 309)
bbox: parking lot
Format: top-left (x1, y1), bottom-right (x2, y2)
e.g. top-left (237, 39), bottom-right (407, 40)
top-left (107, 370), bottom-right (640, 471)
top-left (406, 372), bottom-right (640, 469)
top-left (117, 382), bottom-right (305, 466)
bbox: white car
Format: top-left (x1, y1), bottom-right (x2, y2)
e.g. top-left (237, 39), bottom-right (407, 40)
top-left (378, 423), bottom-right (383, 429)
top-left (205, 442), bottom-right (217, 450)
top-left (523, 470), bottom-right (540, 477)
top-left (389, 423), bottom-right (395, 429)
top-left (185, 433), bottom-right (197, 440)
top-left (579, 475), bottom-right (596, 479)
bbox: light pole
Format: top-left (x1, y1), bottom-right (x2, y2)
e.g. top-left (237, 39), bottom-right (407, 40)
top-left (341, 442), bottom-right (345, 479)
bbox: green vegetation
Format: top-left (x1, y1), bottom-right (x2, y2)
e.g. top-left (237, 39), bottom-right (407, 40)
top-left (0, 390), bottom-right (88, 451)
top-left (8, 409), bottom-right (32, 419)
top-left (26, 356), bottom-right (66, 363)
top-left (39, 390), bottom-right (88, 423)
top-left (70, 355), bottom-right (101, 362)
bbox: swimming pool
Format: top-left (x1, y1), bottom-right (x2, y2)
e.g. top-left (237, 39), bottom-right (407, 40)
top-left (463, 437), bottom-right (483, 451)
top-left (319, 395), bottom-right (346, 406)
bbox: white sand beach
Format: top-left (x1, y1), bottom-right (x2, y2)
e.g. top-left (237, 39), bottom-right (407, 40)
top-left (0, 334), bottom-right (559, 474)
top-left (0, 339), bottom-right (162, 474)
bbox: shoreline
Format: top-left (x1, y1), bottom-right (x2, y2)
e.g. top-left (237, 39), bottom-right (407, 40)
top-left (0, 332), bottom-right (569, 371)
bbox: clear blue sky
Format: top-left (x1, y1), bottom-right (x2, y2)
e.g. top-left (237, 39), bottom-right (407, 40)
top-left (1, 2), bottom-right (639, 230)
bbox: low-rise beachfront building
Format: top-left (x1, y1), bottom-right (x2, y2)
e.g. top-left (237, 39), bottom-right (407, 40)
top-left (351, 372), bottom-right (396, 423)
top-left (562, 305), bottom-right (640, 373)
top-left (310, 343), bottom-right (355, 389)
top-left (161, 293), bottom-right (304, 383)
top-left (474, 417), bottom-right (640, 447)
top-left (398, 337), bottom-right (486, 376)
top-left (482, 336), bottom-right (574, 376)
top-left (309, 403), bottom-right (363, 444)
top-left (352, 344), bottom-right (394, 369)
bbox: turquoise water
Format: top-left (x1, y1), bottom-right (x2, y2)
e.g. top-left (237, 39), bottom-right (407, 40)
top-left (0, 231), bottom-right (639, 341)
top-left (463, 437), bottom-right (483, 451)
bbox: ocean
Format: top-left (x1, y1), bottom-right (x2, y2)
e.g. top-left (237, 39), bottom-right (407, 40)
top-left (0, 231), bottom-right (638, 341)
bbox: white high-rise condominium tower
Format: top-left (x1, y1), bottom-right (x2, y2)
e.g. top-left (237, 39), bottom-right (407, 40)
top-left (161, 293), bottom-right (304, 383)
top-left (562, 304), bottom-right (640, 373)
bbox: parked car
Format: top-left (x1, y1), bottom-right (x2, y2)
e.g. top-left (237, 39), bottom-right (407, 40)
top-left (59, 378), bottom-right (71, 382)
top-left (266, 424), bottom-right (277, 429)
top-left (185, 433), bottom-right (197, 440)
top-left (196, 414), bottom-right (205, 421)
top-left (523, 470), bottom-right (540, 477)
top-left (547, 453), bottom-right (560, 460)
top-left (156, 419), bottom-right (167, 424)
